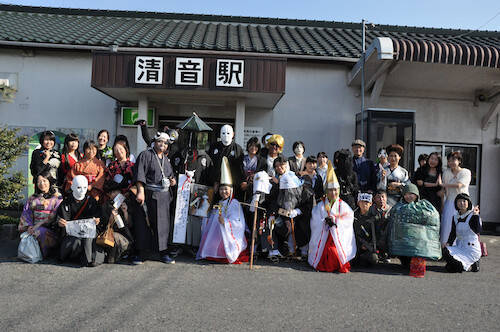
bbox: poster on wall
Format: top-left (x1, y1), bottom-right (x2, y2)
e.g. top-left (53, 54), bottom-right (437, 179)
top-left (121, 107), bottom-right (155, 127)
top-left (243, 127), bottom-right (263, 145)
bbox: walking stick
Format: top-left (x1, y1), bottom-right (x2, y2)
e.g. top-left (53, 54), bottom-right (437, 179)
top-left (250, 194), bottom-right (259, 270)
top-left (290, 217), bottom-right (297, 256)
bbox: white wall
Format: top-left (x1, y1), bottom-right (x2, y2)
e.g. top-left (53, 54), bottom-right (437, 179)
top-left (245, 61), bottom-right (359, 158)
top-left (0, 48), bottom-right (116, 197)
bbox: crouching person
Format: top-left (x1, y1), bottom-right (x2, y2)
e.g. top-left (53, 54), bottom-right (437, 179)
top-left (100, 189), bottom-right (135, 263)
top-left (443, 193), bottom-right (481, 273)
top-left (197, 157), bottom-right (248, 264)
top-left (308, 162), bottom-right (356, 273)
top-left (57, 175), bottom-right (105, 267)
top-left (352, 193), bottom-right (378, 267)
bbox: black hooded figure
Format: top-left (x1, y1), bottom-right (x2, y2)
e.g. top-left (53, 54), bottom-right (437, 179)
top-left (333, 149), bottom-right (359, 209)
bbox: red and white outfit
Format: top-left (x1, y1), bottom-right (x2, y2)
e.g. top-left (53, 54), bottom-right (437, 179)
top-left (308, 198), bottom-right (357, 272)
top-left (197, 198), bottom-right (248, 264)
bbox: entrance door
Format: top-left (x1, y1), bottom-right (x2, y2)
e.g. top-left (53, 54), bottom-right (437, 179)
top-left (159, 116), bottom-right (234, 152)
top-left (356, 108), bottom-right (416, 171)
top-left (415, 142), bottom-right (481, 205)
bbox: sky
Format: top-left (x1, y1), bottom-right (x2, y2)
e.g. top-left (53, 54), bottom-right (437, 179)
top-left (2, 0), bottom-right (500, 31)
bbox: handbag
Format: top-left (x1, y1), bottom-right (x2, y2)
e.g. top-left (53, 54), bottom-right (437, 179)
top-left (478, 235), bottom-right (488, 257)
top-left (18, 232), bottom-right (43, 263)
top-left (96, 213), bottom-right (115, 248)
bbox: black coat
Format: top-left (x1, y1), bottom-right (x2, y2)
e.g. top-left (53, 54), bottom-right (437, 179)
top-left (208, 141), bottom-right (244, 187)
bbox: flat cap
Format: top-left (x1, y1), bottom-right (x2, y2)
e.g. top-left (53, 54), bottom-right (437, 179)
top-left (351, 139), bottom-right (366, 147)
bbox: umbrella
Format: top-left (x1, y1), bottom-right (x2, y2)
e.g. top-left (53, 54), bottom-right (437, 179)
top-left (176, 112), bottom-right (213, 132)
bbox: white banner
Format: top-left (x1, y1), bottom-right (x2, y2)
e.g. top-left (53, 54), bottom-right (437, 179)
top-left (65, 218), bottom-right (97, 239)
top-left (172, 174), bottom-right (191, 244)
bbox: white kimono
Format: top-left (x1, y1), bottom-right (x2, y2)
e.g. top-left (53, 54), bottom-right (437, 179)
top-left (308, 198), bottom-right (357, 269)
top-left (197, 198), bottom-right (247, 263)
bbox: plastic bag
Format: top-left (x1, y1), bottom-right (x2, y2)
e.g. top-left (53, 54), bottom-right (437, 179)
top-left (18, 232), bottom-right (43, 263)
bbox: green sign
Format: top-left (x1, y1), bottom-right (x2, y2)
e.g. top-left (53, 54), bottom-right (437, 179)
top-left (121, 107), bottom-right (155, 127)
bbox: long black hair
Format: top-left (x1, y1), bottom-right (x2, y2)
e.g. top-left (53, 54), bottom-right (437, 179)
top-left (34, 170), bottom-right (57, 198)
top-left (423, 151), bottom-right (442, 175)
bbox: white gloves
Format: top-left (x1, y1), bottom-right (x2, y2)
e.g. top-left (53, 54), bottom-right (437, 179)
top-left (289, 208), bottom-right (301, 219)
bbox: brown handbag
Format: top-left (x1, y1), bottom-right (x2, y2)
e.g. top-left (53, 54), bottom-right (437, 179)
top-left (96, 214), bottom-right (115, 248)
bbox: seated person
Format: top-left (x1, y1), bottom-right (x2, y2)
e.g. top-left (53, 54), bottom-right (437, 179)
top-left (19, 170), bottom-right (62, 258)
top-left (197, 157), bottom-right (248, 264)
top-left (57, 175), bottom-right (104, 267)
top-left (388, 183), bottom-right (441, 278)
top-left (370, 189), bottom-right (391, 260)
top-left (443, 193), bottom-right (481, 273)
top-left (308, 162), bottom-right (356, 273)
top-left (100, 189), bottom-right (135, 264)
top-left (352, 193), bottom-right (378, 266)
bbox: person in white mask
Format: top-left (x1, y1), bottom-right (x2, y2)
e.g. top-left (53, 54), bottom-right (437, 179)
top-left (57, 175), bottom-right (104, 267)
top-left (208, 124), bottom-right (244, 192)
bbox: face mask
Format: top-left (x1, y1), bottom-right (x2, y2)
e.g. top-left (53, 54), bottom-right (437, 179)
top-left (220, 125), bottom-right (234, 146)
top-left (294, 145), bottom-right (304, 156)
top-left (71, 175), bottom-right (88, 200)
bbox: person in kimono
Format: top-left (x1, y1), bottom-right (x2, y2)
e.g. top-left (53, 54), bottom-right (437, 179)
top-left (377, 144), bottom-right (410, 206)
top-left (308, 162), bottom-right (357, 273)
top-left (57, 175), bottom-right (104, 267)
top-left (19, 170), bottom-right (62, 258)
top-left (197, 156), bottom-right (248, 264)
top-left (65, 140), bottom-right (106, 201)
top-left (288, 141), bottom-right (306, 175)
top-left (443, 193), bottom-right (481, 273)
top-left (134, 132), bottom-right (176, 264)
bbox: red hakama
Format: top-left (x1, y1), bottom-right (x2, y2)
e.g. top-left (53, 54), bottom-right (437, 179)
top-left (316, 233), bottom-right (351, 273)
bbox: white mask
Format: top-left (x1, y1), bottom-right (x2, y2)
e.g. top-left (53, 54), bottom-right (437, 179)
top-left (220, 125), bottom-right (234, 146)
top-left (294, 145), bottom-right (304, 156)
top-left (71, 175), bottom-right (88, 201)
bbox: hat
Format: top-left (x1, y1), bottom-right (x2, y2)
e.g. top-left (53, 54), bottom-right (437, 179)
top-left (325, 160), bottom-right (340, 190)
top-left (357, 192), bottom-right (373, 203)
top-left (378, 149), bottom-right (388, 158)
top-left (351, 139), bottom-right (366, 147)
top-left (267, 134), bottom-right (284, 153)
top-left (220, 156), bottom-right (232, 186)
top-left (279, 171), bottom-right (303, 189)
top-left (154, 132), bottom-right (170, 142)
top-left (402, 183), bottom-right (419, 200)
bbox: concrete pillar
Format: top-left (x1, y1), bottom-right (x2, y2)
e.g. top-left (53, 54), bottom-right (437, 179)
top-left (136, 95), bottom-right (148, 156)
top-left (235, 100), bottom-right (245, 147)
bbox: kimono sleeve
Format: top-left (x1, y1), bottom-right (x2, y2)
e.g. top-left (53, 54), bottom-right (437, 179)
top-left (133, 151), bottom-right (150, 184)
top-left (19, 197), bottom-right (34, 230)
top-left (93, 159), bottom-right (106, 191)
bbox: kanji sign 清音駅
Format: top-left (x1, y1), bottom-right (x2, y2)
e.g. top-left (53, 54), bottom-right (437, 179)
top-left (135, 56), bottom-right (163, 84)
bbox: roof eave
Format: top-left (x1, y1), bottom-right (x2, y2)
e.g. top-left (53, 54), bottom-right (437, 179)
top-left (0, 40), bottom-right (359, 63)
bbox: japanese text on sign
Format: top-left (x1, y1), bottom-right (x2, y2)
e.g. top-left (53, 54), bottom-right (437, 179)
top-left (135, 56), bottom-right (163, 84)
top-left (216, 59), bottom-right (244, 87)
top-left (175, 57), bottom-right (204, 86)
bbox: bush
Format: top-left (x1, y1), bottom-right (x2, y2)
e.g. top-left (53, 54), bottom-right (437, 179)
top-left (0, 214), bottom-right (19, 224)
top-left (0, 125), bottom-right (28, 209)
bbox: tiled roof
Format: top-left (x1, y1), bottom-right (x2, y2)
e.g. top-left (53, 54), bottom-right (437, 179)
top-left (0, 4), bottom-right (499, 61)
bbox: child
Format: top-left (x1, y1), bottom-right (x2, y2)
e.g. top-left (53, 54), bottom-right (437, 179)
top-left (353, 193), bottom-right (378, 266)
top-left (442, 193), bottom-right (481, 272)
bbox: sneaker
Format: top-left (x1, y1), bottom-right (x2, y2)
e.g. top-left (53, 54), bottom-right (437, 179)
top-left (131, 256), bottom-right (144, 265)
top-left (160, 255), bottom-right (176, 264)
top-left (470, 261), bottom-right (480, 272)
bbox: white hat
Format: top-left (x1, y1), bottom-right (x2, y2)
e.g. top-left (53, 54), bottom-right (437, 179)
top-left (279, 171), bottom-right (303, 189)
top-left (357, 192), bottom-right (373, 203)
top-left (154, 132), bottom-right (170, 142)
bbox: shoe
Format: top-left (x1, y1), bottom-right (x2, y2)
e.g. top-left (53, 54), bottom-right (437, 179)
top-left (131, 256), bottom-right (144, 265)
top-left (160, 255), bottom-right (176, 264)
top-left (470, 261), bottom-right (480, 272)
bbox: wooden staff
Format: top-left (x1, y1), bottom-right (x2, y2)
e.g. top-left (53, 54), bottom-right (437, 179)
top-left (249, 194), bottom-right (259, 270)
top-left (290, 217), bottom-right (297, 256)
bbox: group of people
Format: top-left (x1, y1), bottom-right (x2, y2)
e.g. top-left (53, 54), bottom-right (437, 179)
top-left (19, 121), bottom-right (482, 276)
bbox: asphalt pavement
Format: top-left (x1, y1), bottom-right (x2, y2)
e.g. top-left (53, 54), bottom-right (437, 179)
top-left (1, 236), bottom-right (499, 331)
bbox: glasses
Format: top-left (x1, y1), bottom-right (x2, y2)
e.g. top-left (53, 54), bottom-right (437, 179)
top-left (270, 143), bottom-right (279, 147)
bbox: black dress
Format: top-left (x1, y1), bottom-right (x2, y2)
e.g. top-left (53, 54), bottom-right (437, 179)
top-left (416, 170), bottom-right (442, 212)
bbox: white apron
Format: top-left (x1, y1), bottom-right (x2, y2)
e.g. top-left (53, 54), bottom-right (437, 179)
top-left (446, 212), bottom-right (481, 271)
